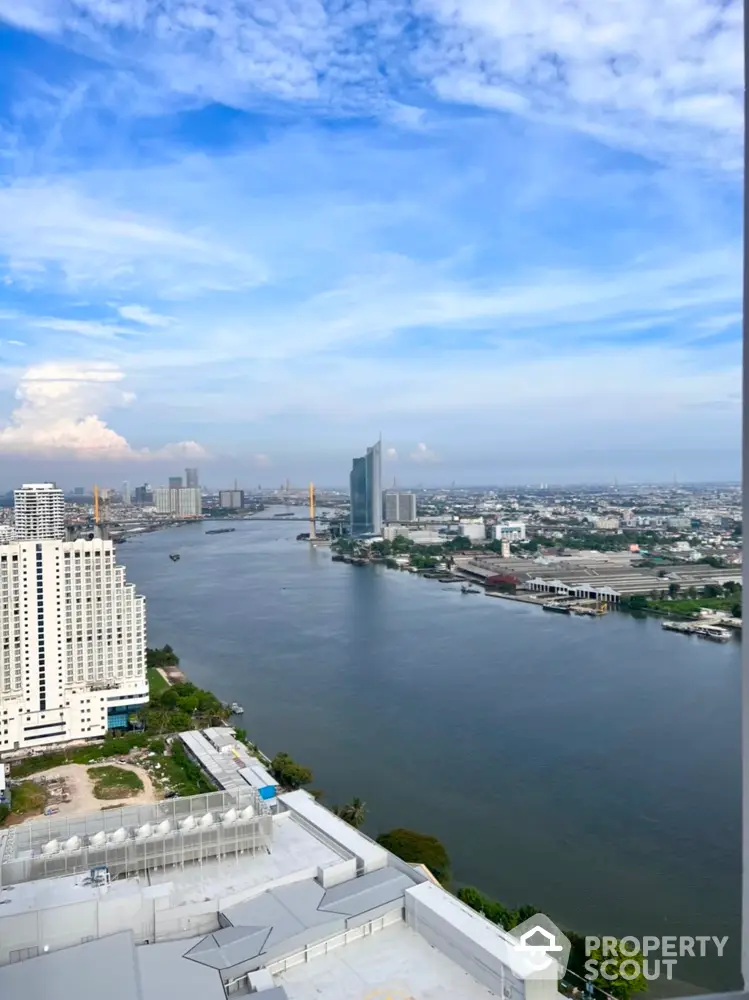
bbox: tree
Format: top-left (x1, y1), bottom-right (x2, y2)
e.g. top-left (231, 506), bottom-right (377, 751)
top-left (270, 752), bottom-right (313, 790)
top-left (376, 828), bottom-right (450, 884)
top-left (668, 582), bottom-right (680, 598)
top-left (732, 603), bottom-right (742, 618)
top-left (686, 586), bottom-right (698, 599)
top-left (586, 944), bottom-right (648, 1000)
top-left (336, 797), bottom-right (367, 829)
top-left (625, 595), bottom-right (648, 611)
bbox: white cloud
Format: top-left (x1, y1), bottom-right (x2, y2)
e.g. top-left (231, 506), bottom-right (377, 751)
top-left (385, 447), bottom-right (398, 460)
top-left (253, 453), bottom-right (271, 466)
top-left (410, 442), bottom-right (440, 463)
top-left (117, 304), bottom-right (173, 328)
top-left (28, 318), bottom-right (137, 340)
top-left (0, 362), bottom-right (206, 460)
top-left (0, 0), bottom-right (740, 167)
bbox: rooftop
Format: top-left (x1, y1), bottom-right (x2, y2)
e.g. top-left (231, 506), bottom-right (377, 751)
top-left (0, 788), bottom-right (562, 1000)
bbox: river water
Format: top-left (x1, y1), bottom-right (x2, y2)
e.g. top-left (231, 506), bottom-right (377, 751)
top-left (120, 516), bottom-right (741, 994)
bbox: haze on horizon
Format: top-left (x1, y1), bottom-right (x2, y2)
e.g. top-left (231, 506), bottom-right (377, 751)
top-left (0, 1), bottom-right (741, 487)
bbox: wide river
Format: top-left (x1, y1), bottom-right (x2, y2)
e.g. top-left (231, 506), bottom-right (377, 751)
top-left (120, 516), bottom-right (741, 994)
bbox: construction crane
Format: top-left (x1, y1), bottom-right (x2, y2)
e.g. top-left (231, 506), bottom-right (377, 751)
top-left (309, 482), bottom-right (316, 541)
top-left (93, 484), bottom-right (100, 527)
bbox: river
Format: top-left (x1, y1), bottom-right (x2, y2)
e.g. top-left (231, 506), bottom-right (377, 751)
top-left (119, 516), bottom-right (741, 994)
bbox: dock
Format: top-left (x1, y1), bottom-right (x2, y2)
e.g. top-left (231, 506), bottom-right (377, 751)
top-left (662, 621), bottom-right (732, 642)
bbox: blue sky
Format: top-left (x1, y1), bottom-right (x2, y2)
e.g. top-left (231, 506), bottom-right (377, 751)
top-left (0, 0), bottom-right (742, 487)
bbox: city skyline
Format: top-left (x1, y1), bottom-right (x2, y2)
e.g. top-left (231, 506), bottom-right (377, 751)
top-left (0, 4), bottom-right (741, 482)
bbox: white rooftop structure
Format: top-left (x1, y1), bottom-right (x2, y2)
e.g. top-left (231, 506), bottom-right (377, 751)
top-left (0, 787), bottom-right (563, 1000)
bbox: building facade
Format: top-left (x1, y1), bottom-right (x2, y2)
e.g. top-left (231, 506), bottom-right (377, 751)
top-left (155, 487), bottom-right (202, 517)
top-left (382, 490), bottom-right (417, 523)
top-left (0, 538), bottom-right (148, 753)
top-left (219, 490), bottom-right (245, 510)
top-left (168, 477), bottom-right (183, 490)
top-left (350, 440), bottom-right (382, 536)
top-left (13, 484), bottom-right (65, 541)
top-left (185, 468), bottom-right (199, 489)
top-left (493, 522), bottom-right (527, 542)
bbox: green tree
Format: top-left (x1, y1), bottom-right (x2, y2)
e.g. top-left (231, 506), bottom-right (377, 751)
top-left (686, 586), bottom-right (698, 599)
top-left (586, 945), bottom-right (648, 1000)
top-left (625, 595), bottom-right (648, 611)
top-left (376, 828), bottom-right (451, 884)
top-left (732, 602), bottom-right (742, 618)
top-left (668, 582), bottom-right (680, 598)
top-left (336, 797), bottom-right (367, 829)
top-left (270, 752), bottom-right (313, 790)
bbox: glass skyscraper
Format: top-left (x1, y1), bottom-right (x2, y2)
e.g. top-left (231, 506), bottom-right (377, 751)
top-left (349, 439), bottom-right (382, 536)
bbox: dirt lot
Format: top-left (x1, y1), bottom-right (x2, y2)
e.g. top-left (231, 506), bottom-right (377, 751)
top-left (29, 762), bottom-right (158, 818)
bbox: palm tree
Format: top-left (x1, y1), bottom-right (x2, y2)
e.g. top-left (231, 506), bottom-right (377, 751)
top-left (337, 797), bottom-right (367, 829)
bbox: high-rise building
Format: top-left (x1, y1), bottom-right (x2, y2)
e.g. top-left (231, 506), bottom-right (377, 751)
top-left (219, 489), bottom-right (245, 509)
top-left (382, 490), bottom-right (417, 523)
top-left (133, 485), bottom-right (152, 506)
top-left (168, 476), bottom-right (183, 490)
top-left (493, 522), bottom-right (526, 542)
top-left (154, 487), bottom-right (202, 517)
top-left (185, 468), bottom-right (199, 489)
top-left (350, 440), bottom-right (382, 536)
top-left (122, 481), bottom-right (131, 505)
top-left (73, 487), bottom-right (84, 496)
top-left (13, 483), bottom-right (66, 541)
top-left (0, 537), bottom-right (148, 752)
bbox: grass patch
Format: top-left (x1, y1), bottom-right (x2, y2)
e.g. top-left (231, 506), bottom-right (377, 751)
top-left (154, 741), bottom-right (214, 798)
top-left (10, 780), bottom-right (48, 817)
top-left (10, 733), bottom-right (153, 780)
top-left (88, 765), bottom-right (144, 800)
top-left (147, 667), bottom-right (171, 696)
top-left (648, 596), bottom-right (739, 617)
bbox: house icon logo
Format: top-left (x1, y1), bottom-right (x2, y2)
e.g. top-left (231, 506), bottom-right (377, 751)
top-left (509, 913), bottom-right (571, 980)
top-left (517, 925), bottom-right (563, 954)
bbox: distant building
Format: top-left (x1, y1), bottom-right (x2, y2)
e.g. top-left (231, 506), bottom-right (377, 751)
top-left (14, 483), bottom-right (66, 541)
top-left (185, 468), bottom-right (199, 489)
top-left (350, 440), bottom-right (382, 536)
top-left (595, 516), bottom-right (620, 530)
top-left (493, 522), bottom-right (526, 542)
top-left (121, 481), bottom-right (131, 505)
top-left (219, 489), bottom-right (245, 510)
top-left (133, 485), bottom-right (152, 506)
top-left (168, 476), bottom-right (183, 490)
top-left (155, 487), bottom-right (202, 518)
top-left (500, 539), bottom-right (511, 558)
top-left (458, 521), bottom-right (486, 543)
top-left (73, 487), bottom-right (84, 496)
top-left (382, 491), bottom-right (417, 523)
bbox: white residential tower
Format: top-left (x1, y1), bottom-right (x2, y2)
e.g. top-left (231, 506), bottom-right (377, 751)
top-left (13, 483), bottom-right (65, 540)
top-left (0, 538), bottom-right (148, 753)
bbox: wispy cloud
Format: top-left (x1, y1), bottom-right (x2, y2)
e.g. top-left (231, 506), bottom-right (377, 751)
top-left (0, 0), bottom-right (741, 480)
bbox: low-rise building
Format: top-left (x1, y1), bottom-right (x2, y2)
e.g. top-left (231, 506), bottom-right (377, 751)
top-left (493, 522), bottom-right (526, 542)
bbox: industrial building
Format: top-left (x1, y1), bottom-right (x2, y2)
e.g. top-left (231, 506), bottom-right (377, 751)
top-left (349, 439), bottom-right (382, 537)
top-left (0, 782), bottom-right (564, 1000)
top-left (382, 490), bottom-right (417, 523)
top-left (13, 483), bottom-right (65, 541)
top-left (0, 538), bottom-right (148, 752)
top-left (459, 553), bottom-right (742, 602)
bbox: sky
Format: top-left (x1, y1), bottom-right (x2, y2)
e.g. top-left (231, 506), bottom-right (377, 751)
top-left (0, 0), bottom-right (743, 488)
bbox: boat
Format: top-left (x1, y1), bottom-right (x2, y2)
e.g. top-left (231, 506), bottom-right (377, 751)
top-left (273, 512), bottom-right (295, 518)
top-left (542, 603), bottom-right (571, 614)
top-left (696, 626), bottom-right (732, 643)
top-left (461, 585), bottom-right (481, 594)
top-left (230, 702), bottom-right (244, 715)
top-left (206, 527), bottom-right (236, 535)
top-left (169, 553), bottom-right (180, 562)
